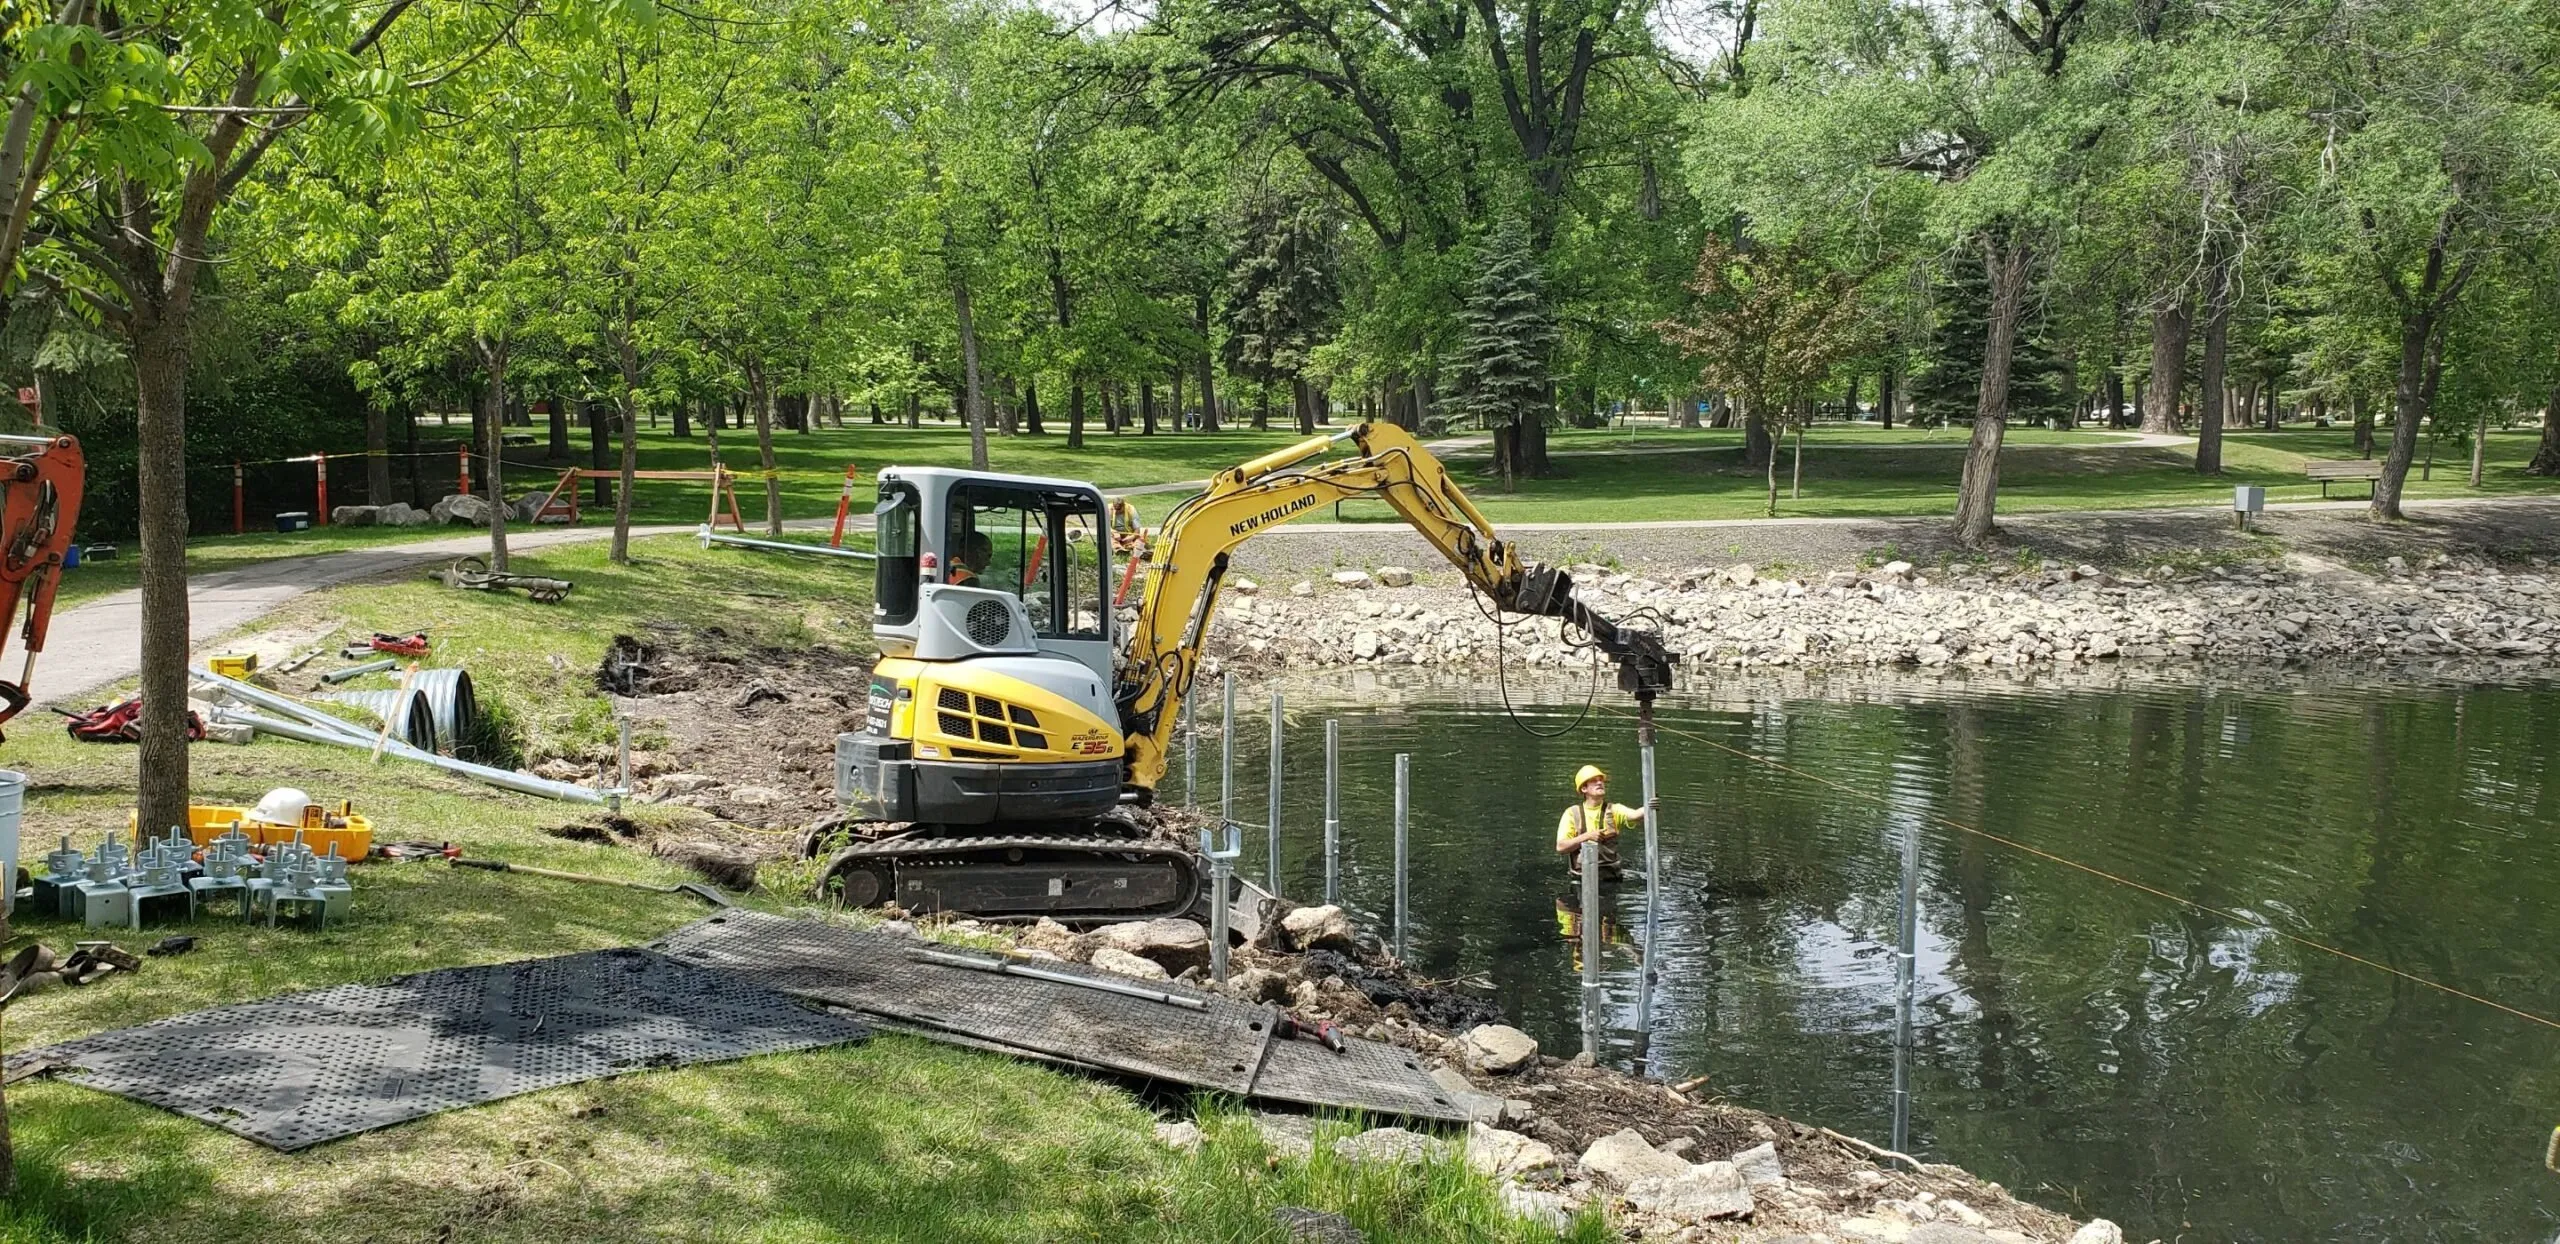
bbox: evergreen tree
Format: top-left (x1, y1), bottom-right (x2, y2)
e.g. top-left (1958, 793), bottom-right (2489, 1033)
top-left (1220, 200), bottom-right (1339, 431)
top-left (1451, 218), bottom-right (1558, 485)
top-left (1908, 258), bottom-right (2067, 426)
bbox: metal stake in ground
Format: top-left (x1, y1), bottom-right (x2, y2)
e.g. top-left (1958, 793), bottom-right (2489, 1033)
top-left (1220, 673), bottom-right (1236, 829)
top-left (1183, 690), bottom-right (1197, 807)
top-left (1581, 837), bottom-right (1603, 1061)
top-left (1323, 719), bottom-right (1341, 905)
top-left (1392, 752), bottom-right (1410, 961)
top-left (1201, 822), bottom-right (1242, 983)
top-left (1267, 691), bottom-right (1283, 893)
top-left (1892, 816), bottom-right (1919, 1154)
top-left (1636, 694), bottom-right (1662, 1042)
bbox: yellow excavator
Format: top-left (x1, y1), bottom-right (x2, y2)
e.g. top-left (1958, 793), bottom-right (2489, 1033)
top-left (821, 421), bottom-right (1674, 921)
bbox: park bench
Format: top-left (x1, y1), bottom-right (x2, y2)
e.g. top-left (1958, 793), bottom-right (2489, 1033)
top-left (2304, 458), bottom-right (2384, 498)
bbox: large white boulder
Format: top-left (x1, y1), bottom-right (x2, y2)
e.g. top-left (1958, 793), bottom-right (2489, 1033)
top-left (1280, 904), bottom-right (1356, 951)
top-left (1088, 917), bottom-right (1210, 974)
top-left (1577, 1128), bottom-right (1689, 1187)
top-left (1461, 1024), bottom-right (1540, 1074)
top-left (1087, 946), bottom-right (1169, 981)
top-left (1464, 1124), bottom-right (1560, 1181)
top-left (1625, 1161), bottom-right (1753, 1223)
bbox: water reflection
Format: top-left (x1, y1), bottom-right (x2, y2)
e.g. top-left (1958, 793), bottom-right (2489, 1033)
top-left (1191, 668), bottom-right (2560, 1243)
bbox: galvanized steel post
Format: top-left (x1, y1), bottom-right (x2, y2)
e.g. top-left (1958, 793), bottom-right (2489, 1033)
top-left (1892, 817), bottom-right (1919, 1154)
top-left (1392, 752), bottom-right (1410, 961)
top-left (1267, 691), bottom-right (1283, 893)
top-left (612, 717), bottom-right (632, 813)
top-left (1580, 838), bottom-right (1602, 1060)
top-left (1220, 673), bottom-right (1235, 827)
top-left (1323, 719), bottom-right (1341, 905)
top-left (1183, 690), bottom-right (1197, 806)
top-left (1636, 702), bottom-right (1662, 1039)
top-left (1202, 822), bottom-right (1242, 984)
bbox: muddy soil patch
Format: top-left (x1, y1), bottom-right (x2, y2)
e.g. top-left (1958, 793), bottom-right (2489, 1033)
top-left (598, 625), bottom-right (872, 838)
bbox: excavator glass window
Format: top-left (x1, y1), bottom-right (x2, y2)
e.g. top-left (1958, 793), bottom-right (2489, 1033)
top-left (873, 482), bottom-right (921, 625)
top-left (946, 484), bottom-right (1106, 641)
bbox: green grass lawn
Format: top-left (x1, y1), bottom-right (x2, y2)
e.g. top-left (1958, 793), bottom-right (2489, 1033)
top-left (1274, 424), bottom-right (2560, 526)
top-left (0, 535), bottom-right (1598, 1243)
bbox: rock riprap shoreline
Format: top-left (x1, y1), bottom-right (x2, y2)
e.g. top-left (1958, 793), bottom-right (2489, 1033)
top-left (1197, 552), bottom-right (2560, 674)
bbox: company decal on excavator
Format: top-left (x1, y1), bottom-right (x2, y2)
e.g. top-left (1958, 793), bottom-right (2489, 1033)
top-left (1228, 492), bottom-right (1321, 538)
top-left (1069, 729), bottom-right (1112, 756)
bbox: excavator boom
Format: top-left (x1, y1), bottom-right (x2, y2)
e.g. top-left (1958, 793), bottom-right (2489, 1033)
top-left (0, 433), bottom-right (82, 733)
top-left (1113, 422), bottom-right (1672, 794)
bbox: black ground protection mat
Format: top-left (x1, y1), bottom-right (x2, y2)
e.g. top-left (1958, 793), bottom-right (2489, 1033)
top-left (650, 910), bottom-right (1469, 1123)
top-left (23, 947), bottom-right (870, 1150)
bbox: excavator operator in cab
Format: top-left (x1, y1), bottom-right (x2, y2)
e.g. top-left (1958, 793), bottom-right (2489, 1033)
top-left (1555, 764), bottom-right (1647, 880)
top-left (948, 531), bottom-right (993, 586)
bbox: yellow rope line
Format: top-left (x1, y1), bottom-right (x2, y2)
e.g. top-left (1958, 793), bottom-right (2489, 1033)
top-left (1612, 706), bottom-right (2560, 1035)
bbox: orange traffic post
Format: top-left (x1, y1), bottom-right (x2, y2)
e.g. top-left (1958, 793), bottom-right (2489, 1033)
top-left (232, 462), bottom-right (244, 535)
top-left (829, 463), bottom-right (863, 547)
top-left (457, 444), bottom-right (471, 497)
top-left (314, 454), bottom-right (329, 525)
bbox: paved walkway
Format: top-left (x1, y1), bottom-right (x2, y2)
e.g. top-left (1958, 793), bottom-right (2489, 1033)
top-left (40, 524), bottom-right (692, 706)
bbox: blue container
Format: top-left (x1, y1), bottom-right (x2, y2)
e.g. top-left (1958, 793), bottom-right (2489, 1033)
top-left (275, 512), bottom-right (311, 533)
top-left (60, 545), bottom-right (78, 570)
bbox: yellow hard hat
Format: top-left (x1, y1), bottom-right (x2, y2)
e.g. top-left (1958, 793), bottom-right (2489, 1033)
top-left (1573, 765), bottom-right (1608, 791)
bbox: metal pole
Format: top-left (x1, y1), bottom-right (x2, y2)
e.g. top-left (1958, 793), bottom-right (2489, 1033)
top-left (1580, 838), bottom-right (1602, 1060)
top-left (1636, 698), bottom-right (1662, 1040)
top-left (1267, 691), bottom-right (1283, 893)
top-left (1202, 823), bottom-right (1241, 984)
top-left (1220, 673), bottom-right (1235, 829)
top-left (1323, 719), bottom-right (1341, 905)
top-left (612, 717), bottom-right (632, 813)
top-left (1182, 690), bottom-right (1197, 807)
top-left (1392, 752), bottom-right (1410, 960)
top-left (1892, 817), bottom-right (1919, 1154)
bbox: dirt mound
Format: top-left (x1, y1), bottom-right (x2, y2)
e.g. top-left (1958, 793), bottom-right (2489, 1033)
top-left (599, 626), bottom-right (872, 834)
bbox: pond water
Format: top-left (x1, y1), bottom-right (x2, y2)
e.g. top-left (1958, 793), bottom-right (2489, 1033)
top-left (1186, 668), bottom-right (2560, 1243)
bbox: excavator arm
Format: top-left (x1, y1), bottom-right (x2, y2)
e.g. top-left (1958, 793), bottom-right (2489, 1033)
top-left (1114, 422), bottom-right (1672, 794)
top-left (0, 433), bottom-right (83, 735)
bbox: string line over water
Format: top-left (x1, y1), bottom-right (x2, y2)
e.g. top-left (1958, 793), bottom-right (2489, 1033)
top-left (1608, 706), bottom-right (2560, 1036)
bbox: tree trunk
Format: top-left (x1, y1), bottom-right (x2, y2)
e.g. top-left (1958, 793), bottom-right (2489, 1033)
top-left (2104, 368), bottom-right (2125, 430)
top-left (749, 364), bottom-right (782, 536)
top-left (1880, 370), bottom-right (1896, 430)
top-left (1955, 235), bottom-right (2032, 546)
top-left (609, 324), bottom-right (643, 564)
top-left (1521, 410), bottom-right (1550, 476)
top-left (2263, 379), bottom-right (2279, 431)
top-left (1140, 380), bottom-right (1157, 435)
top-left (476, 336), bottom-right (511, 571)
top-left (1743, 405), bottom-right (1772, 469)
top-left (365, 400), bottom-right (392, 503)
top-left (2196, 254), bottom-right (2231, 475)
top-left (672, 402), bottom-right (691, 440)
top-left (2470, 404), bottom-right (2487, 487)
top-left (1170, 371), bottom-right (1183, 432)
top-left (2353, 390), bottom-right (2373, 457)
top-left (1761, 408), bottom-right (1778, 515)
top-left (1791, 421), bottom-right (1804, 499)
top-left (132, 312), bottom-right (191, 843)
top-left (2375, 314), bottom-right (2443, 520)
top-left (1024, 378), bottom-right (1043, 435)
top-left (952, 252), bottom-right (989, 471)
top-left (1194, 289), bottom-right (1220, 431)
top-left (2145, 301), bottom-right (2189, 435)
top-left (1068, 378), bottom-right (1086, 449)
top-left (2529, 385), bottom-right (2560, 475)
top-left (586, 400), bottom-right (611, 509)
top-left (1251, 385), bottom-right (1269, 431)
top-left (547, 395), bottom-right (571, 460)
top-left (1294, 378), bottom-right (1315, 435)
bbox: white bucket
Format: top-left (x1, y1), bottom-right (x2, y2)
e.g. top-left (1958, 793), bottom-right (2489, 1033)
top-left (0, 770), bottom-right (24, 917)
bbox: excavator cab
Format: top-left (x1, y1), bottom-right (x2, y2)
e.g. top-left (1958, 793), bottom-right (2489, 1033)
top-left (844, 468), bottom-right (1131, 829)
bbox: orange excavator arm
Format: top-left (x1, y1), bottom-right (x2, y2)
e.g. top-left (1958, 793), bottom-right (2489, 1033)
top-left (0, 433), bottom-right (84, 731)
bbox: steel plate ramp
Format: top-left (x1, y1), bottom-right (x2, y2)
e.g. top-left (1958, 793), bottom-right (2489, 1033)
top-left (20, 947), bottom-right (869, 1150)
top-left (649, 911), bottom-right (1468, 1123)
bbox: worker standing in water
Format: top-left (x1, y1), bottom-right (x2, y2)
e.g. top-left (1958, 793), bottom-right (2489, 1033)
top-left (1555, 764), bottom-right (1648, 880)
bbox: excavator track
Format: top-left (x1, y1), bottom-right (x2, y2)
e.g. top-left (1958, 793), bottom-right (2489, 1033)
top-left (816, 824), bottom-right (1205, 924)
